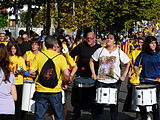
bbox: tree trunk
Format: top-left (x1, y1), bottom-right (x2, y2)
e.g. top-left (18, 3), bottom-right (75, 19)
top-left (46, 0), bottom-right (51, 35)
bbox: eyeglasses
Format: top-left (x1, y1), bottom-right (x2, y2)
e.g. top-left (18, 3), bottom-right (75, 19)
top-left (87, 37), bottom-right (94, 40)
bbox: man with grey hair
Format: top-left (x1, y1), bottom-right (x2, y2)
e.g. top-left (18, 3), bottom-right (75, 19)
top-left (29, 35), bottom-right (70, 120)
top-left (0, 30), bottom-right (7, 45)
top-left (70, 32), bottom-right (101, 120)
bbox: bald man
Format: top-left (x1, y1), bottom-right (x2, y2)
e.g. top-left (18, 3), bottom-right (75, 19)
top-left (19, 34), bottom-right (31, 56)
top-left (70, 32), bottom-right (101, 119)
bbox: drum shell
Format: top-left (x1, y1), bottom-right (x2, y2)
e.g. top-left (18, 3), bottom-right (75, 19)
top-left (21, 82), bottom-right (35, 113)
top-left (71, 77), bottom-right (96, 110)
top-left (135, 85), bottom-right (157, 106)
top-left (131, 86), bottom-right (152, 112)
top-left (95, 87), bottom-right (117, 105)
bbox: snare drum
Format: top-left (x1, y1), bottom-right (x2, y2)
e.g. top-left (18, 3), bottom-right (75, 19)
top-left (135, 85), bottom-right (157, 106)
top-left (131, 86), bottom-right (152, 112)
top-left (71, 77), bottom-right (96, 110)
top-left (96, 87), bottom-right (117, 105)
top-left (21, 82), bottom-right (35, 113)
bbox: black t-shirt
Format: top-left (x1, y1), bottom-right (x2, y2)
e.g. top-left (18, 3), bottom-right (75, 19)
top-left (70, 41), bottom-right (101, 77)
top-left (19, 41), bottom-right (31, 56)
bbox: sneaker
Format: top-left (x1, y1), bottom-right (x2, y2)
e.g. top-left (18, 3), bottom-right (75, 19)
top-left (147, 113), bottom-right (152, 120)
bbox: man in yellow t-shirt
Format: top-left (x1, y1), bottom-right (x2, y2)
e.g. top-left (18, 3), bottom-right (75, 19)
top-left (23, 38), bottom-right (40, 82)
top-left (29, 36), bottom-right (70, 120)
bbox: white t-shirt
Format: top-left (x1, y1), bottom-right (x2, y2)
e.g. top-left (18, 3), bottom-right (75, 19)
top-left (92, 47), bottom-right (130, 83)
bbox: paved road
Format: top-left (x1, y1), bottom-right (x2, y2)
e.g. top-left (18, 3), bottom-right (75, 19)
top-left (24, 77), bottom-right (138, 120)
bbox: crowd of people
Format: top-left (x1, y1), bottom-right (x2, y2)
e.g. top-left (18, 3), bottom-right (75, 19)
top-left (0, 25), bottom-right (159, 120)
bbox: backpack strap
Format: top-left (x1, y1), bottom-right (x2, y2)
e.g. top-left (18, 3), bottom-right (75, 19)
top-left (41, 51), bottom-right (60, 60)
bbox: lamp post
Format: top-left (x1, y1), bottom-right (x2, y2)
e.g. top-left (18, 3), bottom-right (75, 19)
top-left (15, 0), bottom-right (18, 38)
top-left (26, 0), bottom-right (32, 37)
top-left (56, 0), bottom-right (61, 35)
top-left (46, 0), bottom-right (51, 35)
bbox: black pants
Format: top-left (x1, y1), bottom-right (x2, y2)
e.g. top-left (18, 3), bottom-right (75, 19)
top-left (71, 84), bottom-right (96, 119)
top-left (0, 114), bottom-right (15, 120)
top-left (15, 85), bottom-right (26, 120)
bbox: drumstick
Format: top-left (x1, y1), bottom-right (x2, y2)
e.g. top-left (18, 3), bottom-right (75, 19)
top-left (142, 78), bottom-right (160, 82)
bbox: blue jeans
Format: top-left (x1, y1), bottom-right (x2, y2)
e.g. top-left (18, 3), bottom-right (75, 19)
top-left (34, 92), bottom-right (63, 120)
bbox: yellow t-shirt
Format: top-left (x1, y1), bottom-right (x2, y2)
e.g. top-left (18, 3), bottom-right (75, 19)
top-left (41, 42), bottom-right (46, 51)
top-left (64, 52), bottom-right (76, 67)
top-left (127, 43), bottom-right (135, 54)
top-left (30, 50), bottom-right (69, 93)
top-left (128, 49), bottom-right (141, 74)
top-left (0, 41), bottom-right (8, 46)
top-left (9, 56), bottom-right (26, 85)
top-left (42, 42), bottom-right (75, 67)
top-left (24, 50), bottom-right (40, 81)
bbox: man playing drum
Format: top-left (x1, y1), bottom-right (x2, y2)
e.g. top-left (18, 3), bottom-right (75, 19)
top-left (70, 32), bottom-right (101, 120)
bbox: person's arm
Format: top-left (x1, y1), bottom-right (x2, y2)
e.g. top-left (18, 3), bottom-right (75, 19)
top-left (120, 61), bottom-right (130, 81)
top-left (63, 69), bottom-right (70, 82)
top-left (70, 65), bottom-right (78, 83)
top-left (63, 52), bottom-right (78, 82)
top-left (134, 53), bottom-right (142, 78)
top-left (89, 58), bottom-right (97, 80)
top-left (62, 69), bottom-right (70, 89)
top-left (134, 67), bottom-right (140, 79)
top-left (29, 69), bottom-right (36, 76)
top-left (11, 84), bottom-right (17, 101)
top-left (29, 55), bottom-right (38, 76)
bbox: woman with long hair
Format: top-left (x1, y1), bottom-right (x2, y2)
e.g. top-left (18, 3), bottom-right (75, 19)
top-left (0, 43), bottom-right (17, 120)
top-left (135, 36), bottom-right (160, 120)
top-left (7, 41), bottom-right (26, 120)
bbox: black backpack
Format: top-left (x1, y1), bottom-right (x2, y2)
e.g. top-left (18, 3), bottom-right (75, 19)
top-left (38, 52), bottom-right (60, 88)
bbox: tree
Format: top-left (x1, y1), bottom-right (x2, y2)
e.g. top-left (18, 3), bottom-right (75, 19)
top-left (91, 0), bottom-right (160, 33)
top-left (0, 11), bottom-right (8, 28)
top-left (19, 0), bottom-right (160, 34)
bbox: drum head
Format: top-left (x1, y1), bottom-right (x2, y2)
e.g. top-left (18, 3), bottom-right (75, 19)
top-left (75, 77), bottom-right (95, 84)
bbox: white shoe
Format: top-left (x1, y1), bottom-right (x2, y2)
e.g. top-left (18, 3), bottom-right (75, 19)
top-left (147, 114), bottom-right (152, 120)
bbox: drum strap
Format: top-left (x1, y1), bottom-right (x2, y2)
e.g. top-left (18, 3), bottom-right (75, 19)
top-left (99, 47), bottom-right (105, 58)
top-left (118, 48), bottom-right (122, 70)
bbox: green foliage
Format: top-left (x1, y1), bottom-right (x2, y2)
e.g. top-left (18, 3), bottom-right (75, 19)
top-left (19, 0), bottom-right (160, 32)
top-left (0, 0), bottom-right (14, 9)
top-left (0, 11), bottom-right (8, 28)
